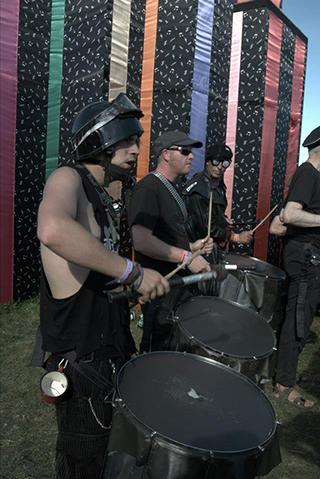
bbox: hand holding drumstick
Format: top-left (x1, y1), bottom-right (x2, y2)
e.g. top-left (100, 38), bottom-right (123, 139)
top-left (166, 192), bottom-right (213, 280)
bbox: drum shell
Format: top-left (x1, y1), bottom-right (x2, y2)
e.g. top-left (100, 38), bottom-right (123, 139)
top-left (107, 352), bottom-right (281, 479)
top-left (172, 297), bottom-right (277, 379)
top-left (218, 253), bottom-right (286, 324)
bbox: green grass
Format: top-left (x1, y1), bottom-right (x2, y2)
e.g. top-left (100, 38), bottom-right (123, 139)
top-left (1, 298), bottom-right (319, 478)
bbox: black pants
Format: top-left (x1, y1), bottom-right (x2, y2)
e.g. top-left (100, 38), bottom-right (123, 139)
top-left (46, 355), bottom-right (114, 479)
top-left (275, 240), bottom-right (320, 387)
top-left (140, 286), bottom-right (193, 353)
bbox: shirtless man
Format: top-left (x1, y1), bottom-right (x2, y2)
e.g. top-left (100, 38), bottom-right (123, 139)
top-left (37, 94), bottom-right (169, 478)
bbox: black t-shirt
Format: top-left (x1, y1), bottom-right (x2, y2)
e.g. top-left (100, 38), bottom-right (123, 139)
top-left (128, 174), bottom-right (190, 276)
top-left (286, 162), bottom-right (320, 249)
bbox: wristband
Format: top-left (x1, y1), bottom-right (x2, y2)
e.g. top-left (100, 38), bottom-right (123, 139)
top-left (106, 259), bottom-right (134, 286)
top-left (180, 250), bottom-right (192, 263)
top-left (233, 233), bottom-right (240, 244)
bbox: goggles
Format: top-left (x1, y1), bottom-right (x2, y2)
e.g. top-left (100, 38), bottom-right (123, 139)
top-left (167, 146), bottom-right (193, 156)
top-left (71, 93), bottom-right (143, 152)
top-left (208, 157), bottom-right (231, 169)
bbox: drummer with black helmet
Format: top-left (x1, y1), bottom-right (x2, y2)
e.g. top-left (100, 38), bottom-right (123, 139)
top-left (37, 94), bottom-right (169, 479)
top-left (182, 144), bottom-right (253, 287)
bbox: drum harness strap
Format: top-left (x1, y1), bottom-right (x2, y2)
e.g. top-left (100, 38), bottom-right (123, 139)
top-left (150, 171), bottom-right (188, 222)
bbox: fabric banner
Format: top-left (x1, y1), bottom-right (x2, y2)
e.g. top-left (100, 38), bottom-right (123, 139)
top-left (254, 12), bottom-right (283, 260)
top-left (284, 35), bottom-right (307, 197)
top-left (188, 0), bottom-right (215, 178)
top-left (0, 0), bottom-right (20, 303)
top-left (137, 0), bottom-right (159, 181)
top-left (225, 10), bottom-right (243, 219)
top-left (45, 0), bottom-right (66, 180)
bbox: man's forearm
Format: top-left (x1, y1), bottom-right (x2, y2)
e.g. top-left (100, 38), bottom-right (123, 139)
top-left (132, 225), bottom-right (185, 263)
top-left (284, 202), bottom-right (320, 227)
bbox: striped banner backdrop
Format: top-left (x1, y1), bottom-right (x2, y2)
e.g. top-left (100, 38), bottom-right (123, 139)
top-left (0, 0), bottom-right (307, 301)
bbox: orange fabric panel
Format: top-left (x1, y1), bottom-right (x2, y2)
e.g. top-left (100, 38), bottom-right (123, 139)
top-left (137, 0), bottom-right (159, 181)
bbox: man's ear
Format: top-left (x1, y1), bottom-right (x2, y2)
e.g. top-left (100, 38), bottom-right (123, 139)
top-left (162, 149), bottom-right (170, 162)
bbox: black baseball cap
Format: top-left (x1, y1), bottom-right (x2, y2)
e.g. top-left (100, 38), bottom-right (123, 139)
top-left (205, 144), bottom-right (233, 162)
top-left (302, 126), bottom-right (320, 150)
top-left (154, 130), bottom-right (203, 157)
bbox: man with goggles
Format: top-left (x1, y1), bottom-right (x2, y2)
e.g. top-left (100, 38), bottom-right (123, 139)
top-left (183, 144), bottom-right (253, 277)
top-left (129, 130), bottom-right (214, 352)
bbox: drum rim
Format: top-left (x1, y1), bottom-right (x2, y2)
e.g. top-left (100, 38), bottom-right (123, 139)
top-left (224, 253), bottom-right (286, 280)
top-left (116, 351), bottom-right (279, 455)
top-left (175, 297), bottom-right (277, 360)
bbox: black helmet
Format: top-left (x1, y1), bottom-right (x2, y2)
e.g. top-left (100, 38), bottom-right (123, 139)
top-left (71, 93), bottom-right (144, 161)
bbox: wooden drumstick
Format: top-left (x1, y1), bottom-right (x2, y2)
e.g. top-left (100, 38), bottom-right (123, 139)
top-left (165, 192), bottom-right (213, 280)
top-left (251, 204), bottom-right (279, 233)
top-left (206, 191), bottom-right (213, 241)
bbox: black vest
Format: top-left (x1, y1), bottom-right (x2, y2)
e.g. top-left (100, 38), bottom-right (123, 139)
top-left (40, 165), bottom-right (135, 360)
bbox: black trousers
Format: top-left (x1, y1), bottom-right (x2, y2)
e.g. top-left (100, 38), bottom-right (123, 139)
top-left (140, 286), bottom-right (193, 353)
top-left (46, 355), bottom-right (114, 479)
top-left (275, 240), bottom-right (320, 387)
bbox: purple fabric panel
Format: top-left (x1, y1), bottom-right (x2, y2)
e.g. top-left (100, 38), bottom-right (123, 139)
top-left (0, 0), bottom-right (20, 303)
top-left (188, 0), bottom-right (215, 179)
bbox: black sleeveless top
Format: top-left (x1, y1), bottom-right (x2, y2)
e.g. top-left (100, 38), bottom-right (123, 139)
top-left (40, 165), bottom-right (136, 360)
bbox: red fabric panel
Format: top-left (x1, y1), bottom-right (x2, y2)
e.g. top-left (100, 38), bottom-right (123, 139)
top-left (225, 11), bottom-right (243, 219)
top-left (0, 0), bottom-right (20, 303)
top-left (237, 0), bottom-right (281, 6)
top-left (254, 12), bottom-right (282, 261)
top-left (284, 36), bottom-right (307, 197)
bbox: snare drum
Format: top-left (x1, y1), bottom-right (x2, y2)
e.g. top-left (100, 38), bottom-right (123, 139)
top-left (107, 352), bottom-right (281, 479)
top-left (218, 253), bottom-right (286, 323)
top-left (171, 296), bottom-right (276, 379)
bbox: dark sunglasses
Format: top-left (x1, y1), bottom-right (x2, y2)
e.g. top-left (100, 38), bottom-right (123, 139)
top-left (208, 157), bottom-right (231, 168)
top-left (167, 146), bottom-right (193, 156)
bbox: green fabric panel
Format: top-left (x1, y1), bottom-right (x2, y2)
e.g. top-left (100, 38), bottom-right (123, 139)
top-left (45, 0), bottom-right (66, 180)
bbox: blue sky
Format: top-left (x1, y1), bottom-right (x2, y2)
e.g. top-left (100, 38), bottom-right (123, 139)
top-left (282, 0), bottom-right (320, 163)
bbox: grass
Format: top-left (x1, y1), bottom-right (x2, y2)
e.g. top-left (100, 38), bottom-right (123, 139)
top-left (1, 297), bottom-right (319, 478)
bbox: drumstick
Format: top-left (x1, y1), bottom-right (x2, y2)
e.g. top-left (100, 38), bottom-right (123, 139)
top-left (251, 204), bottom-right (279, 233)
top-left (165, 249), bottom-right (202, 280)
top-left (206, 191), bottom-right (213, 241)
top-left (165, 193), bottom-right (213, 280)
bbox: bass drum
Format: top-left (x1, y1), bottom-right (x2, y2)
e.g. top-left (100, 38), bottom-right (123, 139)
top-left (106, 352), bottom-right (281, 479)
top-left (218, 253), bottom-right (286, 326)
top-left (172, 296), bottom-right (276, 380)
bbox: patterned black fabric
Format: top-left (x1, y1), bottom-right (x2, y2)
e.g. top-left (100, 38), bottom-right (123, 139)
top-left (206, 0), bottom-right (233, 147)
top-left (14, 0), bottom-right (52, 300)
top-left (149, 0), bottom-right (198, 172)
top-left (267, 23), bottom-right (295, 266)
top-left (59, 0), bottom-right (114, 167)
top-left (230, 8), bottom-right (269, 257)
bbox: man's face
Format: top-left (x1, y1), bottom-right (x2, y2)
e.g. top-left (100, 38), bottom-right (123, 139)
top-left (112, 135), bottom-right (140, 169)
top-left (206, 159), bottom-right (227, 179)
top-left (166, 145), bottom-right (194, 176)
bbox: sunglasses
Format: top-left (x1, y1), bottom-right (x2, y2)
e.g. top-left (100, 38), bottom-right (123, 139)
top-left (167, 146), bottom-right (193, 156)
top-left (208, 158), bottom-right (231, 168)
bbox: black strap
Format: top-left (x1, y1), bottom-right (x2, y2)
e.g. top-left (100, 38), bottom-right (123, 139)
top-left (63, 351), bottom-right (114, 392)
top-left (29, 325), bottom-right (46, 367)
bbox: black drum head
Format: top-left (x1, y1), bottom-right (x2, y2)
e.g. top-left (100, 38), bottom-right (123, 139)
top-left (224, 253), bottom-right (285, 280)
top-left (175, 297), bottom-right (276, 358)
top-left (118, 352), bottom-right (277, 454)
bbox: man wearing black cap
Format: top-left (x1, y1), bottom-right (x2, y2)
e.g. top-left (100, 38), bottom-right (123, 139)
top-left (183, 144), bottom-right (253, 268)
top-left (274, 126), bottom-right (320, 409)
top-left (129, 130), bottom-right (213, 352)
